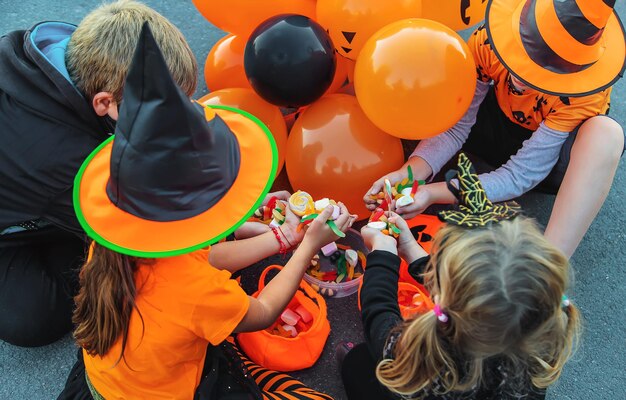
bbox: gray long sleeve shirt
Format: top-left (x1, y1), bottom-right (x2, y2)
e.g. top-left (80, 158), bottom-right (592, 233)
top-left (410, 80), bottom-right (570, 202)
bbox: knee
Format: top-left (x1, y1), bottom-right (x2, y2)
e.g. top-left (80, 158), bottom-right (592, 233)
top-left (576, 116), bottom-right (625, 164)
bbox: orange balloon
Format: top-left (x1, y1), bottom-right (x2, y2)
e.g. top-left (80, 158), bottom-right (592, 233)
top-left (354, 19), bottom-right (476, 140)
top-left (286, 94), bottom-right (404, 220)
top-left (345, 57), bottom-right (356, 83)
top-left (198, 88), bottom-right (288, 175)
top-left (204, 34), bottom-right (252, 92)
top-left (325, 54), bottom-right (350, 95)
top-left (422, 0), bottom-right (487, 32)
top-left (193, 0), bottom-right (316, 36)
top-left (316, 0), bottom-right (421, 60)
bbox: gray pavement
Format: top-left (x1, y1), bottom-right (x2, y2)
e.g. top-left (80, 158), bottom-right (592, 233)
top-left (0, 1), bottom-right (625, 399)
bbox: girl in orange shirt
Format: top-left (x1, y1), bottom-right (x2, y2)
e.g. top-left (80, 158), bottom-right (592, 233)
top-left (59, 24), bottom-right (351, 400)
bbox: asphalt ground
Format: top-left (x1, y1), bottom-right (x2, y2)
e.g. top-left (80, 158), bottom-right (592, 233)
top-left (0, 1), bottom-right (625, 399)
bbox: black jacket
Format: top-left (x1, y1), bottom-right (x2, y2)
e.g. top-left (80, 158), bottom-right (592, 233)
top-left (360, 251), bottom-right (546, 399)
top-left (0, 22), bottom-right (114, 237)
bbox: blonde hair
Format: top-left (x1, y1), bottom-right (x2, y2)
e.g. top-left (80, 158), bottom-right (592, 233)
top-left (377, 217), bottom-right (581, 397)
top-left (66, 0), bottom-right (197, 102)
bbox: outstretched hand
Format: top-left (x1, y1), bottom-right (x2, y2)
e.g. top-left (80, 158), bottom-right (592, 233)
top-left (393, 186), bottom-right (432, 219)
top-left (301, 203), bottom-right (356, 252)
top-left (363, 168), bottom-right (407, 211)
top-left (387, 212), bottom-right (427, 263)
top-left (360, 224), bottom-right (398, 255)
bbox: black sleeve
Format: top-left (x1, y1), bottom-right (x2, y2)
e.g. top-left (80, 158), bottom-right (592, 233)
top-left (43, 186), bottom-right (86, 238)
top-left (407, 256), bottom-right (431, 285)
top-left (360, 250), bottom-right (403, 360)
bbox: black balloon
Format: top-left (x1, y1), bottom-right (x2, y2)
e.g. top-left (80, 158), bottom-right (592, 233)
top-left (244, 14), bottom-right (336, 108)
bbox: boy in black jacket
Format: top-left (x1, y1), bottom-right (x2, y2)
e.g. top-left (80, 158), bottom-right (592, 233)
top-left (0, 0), bottom-right (197, 347)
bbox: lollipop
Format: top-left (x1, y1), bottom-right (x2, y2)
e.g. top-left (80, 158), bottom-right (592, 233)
top-left (289, 190), bottom-right (315, 216)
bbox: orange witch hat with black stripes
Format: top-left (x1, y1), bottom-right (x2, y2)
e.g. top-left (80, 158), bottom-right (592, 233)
top-left (486, 0), bottom-right (625, 96)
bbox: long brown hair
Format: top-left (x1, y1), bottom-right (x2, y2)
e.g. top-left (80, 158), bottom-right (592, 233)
top-left (377, 217), bottom-right (581, 396)
top-left (73, 242), bottom-right (150, 364)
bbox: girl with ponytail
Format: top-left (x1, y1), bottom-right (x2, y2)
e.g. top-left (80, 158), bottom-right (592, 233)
top-left (342, 154), bottom-right (581, 399)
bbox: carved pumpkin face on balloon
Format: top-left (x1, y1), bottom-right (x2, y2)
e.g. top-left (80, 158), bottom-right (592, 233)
top-left (316, 0), bottom-right (422, 60)
top-left (421, 0), bottom-right (487, 31)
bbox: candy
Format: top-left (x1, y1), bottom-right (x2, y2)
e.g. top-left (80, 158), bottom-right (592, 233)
top-left (269, 219), bottom-right (281, 228)
top-left (337, 255), bottom-right (347, 277)
top-left (370, 208), bottom-right (385, 222)
top-left (295, 305), bottom-right (313, 323)
top-left (396, 195), bottom-right (415, 207)
top-left (282, 324), bottom-right (298, 337)
top-left (311, 254), bottom-right (320, 267)
top-left (314, 198), bottom-right (331, 211)
top-left (401, 188), bottom-right (413, 197)
top-left (367, 221), bottom-right (387, 230)
top-left (330, 204), bottom-right (341, 220)
top-left (412, 293), bottom-right (424, 307)
top-left (410, 179), bottom-right (420, 196)
top-left (321, 241), bottom-right (338, 256)
top-left (345, 249), bottom-right (358, 267)
top-left (280, 309), bottom-right (301, 326)
top-left (289, 190), bottom-right (315, 216)
top-left (275, 324), bottom-right (291, 337)
top-left (295, 319), bottom-right (308, 333)
top-left (357, 251), bottom-right (367, 268)
top-left (347, 265), bottom-right (355, 280)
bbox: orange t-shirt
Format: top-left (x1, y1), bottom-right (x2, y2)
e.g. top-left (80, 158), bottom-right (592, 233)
top-left (84, 249), bottom-right (250, 400)
top-left (469, 25), bottom-right (611, 132)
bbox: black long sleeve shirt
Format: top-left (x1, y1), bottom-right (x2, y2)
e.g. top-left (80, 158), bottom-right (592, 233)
top-left (359, 250), bottom-right (546, 400)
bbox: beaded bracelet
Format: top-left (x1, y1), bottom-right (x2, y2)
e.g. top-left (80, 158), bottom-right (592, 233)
top-left (271, 226), bottom-right (288, 257)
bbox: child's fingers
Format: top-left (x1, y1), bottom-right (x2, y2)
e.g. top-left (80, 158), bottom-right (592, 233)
top-left (387, 212), bottom-right (408, 228)
top-left (368, 178), bottom-right (386, 195)
top-left (365, 203), bottom-right (378, 211)
top-left (333, 202), bottom-right (351, 230)
top-left (272, 190), bottom-right (291, 201)
top-left (314, 205), bottom-right (334, 224)
top-left (347, 214), bottom-right (358, 228)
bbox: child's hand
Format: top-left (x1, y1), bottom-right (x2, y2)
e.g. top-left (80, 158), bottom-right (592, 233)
top-left (361, 225), bottom-right (398, 255)
top-left (363, 168), bottom-right (407, 211)
top-left (388, 212), bottom-right (427, 263)
top-left (263, 190), bottom-right (291, 205)
top-left (300, 203), bottom-right (355, 252)
top-left (394, 185), bottom-right (433, 219)
top-left (280, 206), bottom-right (306, 245)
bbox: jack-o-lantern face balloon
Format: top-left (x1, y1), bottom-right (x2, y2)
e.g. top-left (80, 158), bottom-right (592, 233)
top-left (421, 0), bottom-right (487, 31)
top-left (316, 0), bottom-right (422, 60)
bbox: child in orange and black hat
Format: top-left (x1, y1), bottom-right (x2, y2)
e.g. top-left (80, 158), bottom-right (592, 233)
top-left (58, 24), bottom-right (348, 400)
top-left (365, 0), bottom-right (625, 258)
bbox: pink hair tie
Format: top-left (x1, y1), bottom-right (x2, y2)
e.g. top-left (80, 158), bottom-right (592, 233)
top-left (433, 304), bottom-right (448, 323)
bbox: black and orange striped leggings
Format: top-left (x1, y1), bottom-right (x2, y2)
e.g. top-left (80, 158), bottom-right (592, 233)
top-left (231, 340), bottom-right (334, 400)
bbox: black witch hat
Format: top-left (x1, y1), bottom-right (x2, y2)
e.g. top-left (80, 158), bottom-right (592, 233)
top-left (439, 153), bottom-right (521, 228)
top-left (73, 23), bottom-right (278, 257)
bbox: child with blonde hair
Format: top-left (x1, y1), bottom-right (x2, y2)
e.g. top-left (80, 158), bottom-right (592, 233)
top-left (344, 154), bottom-right (580, 399)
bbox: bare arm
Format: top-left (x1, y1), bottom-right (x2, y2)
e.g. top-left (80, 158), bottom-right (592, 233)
top-left (234, 204), bottom-right (354, 332)
top-left (233, 242), bottom-right (317, 332)
top-left (210, 206), bottom-right (303, 272)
